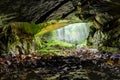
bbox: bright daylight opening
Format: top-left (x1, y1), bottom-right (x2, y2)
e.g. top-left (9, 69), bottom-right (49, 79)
top-left (53, 23), bottom-right (91, 47)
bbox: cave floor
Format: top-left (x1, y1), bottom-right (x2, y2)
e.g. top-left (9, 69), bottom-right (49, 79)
top-left (0, 54), bottom-right (120, 80)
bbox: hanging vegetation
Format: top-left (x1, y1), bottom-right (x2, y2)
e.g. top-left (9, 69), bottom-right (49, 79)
top-left (0, 20), bottom-right (69, 55)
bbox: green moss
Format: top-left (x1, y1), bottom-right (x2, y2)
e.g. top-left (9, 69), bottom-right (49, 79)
top-left (19, 22), bottom-right (46, 35)
top-left (37, 49), bottom-right (60, 54)
top-left (36, 40), bottom-right (74, 54)
top-left (47, 40), bottom-right (74, 48)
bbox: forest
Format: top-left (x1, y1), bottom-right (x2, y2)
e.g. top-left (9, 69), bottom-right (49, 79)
top-left (0, 0), bottom-right (120, 80)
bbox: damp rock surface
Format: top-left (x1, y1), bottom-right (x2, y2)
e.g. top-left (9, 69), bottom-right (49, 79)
top-left (0, 55), bottom-right (120, 80)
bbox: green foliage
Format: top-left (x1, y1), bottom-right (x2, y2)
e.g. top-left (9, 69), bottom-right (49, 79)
top-left (37, 49), bottom-right (60, 54)
top-left (36, 40), bottom-right (74, 54)
top-left (42, 31), bottom-right (56, 40)
top-left (0, 19), bottom-right (69, 54)
top-left (11, 20), bottom-right (68, 37)
top-left (46, 40), bottom-right (74, 48)
top-left (35, 22), bottom-right (68, 36)
top-left (79, 40), bottom-right (87, 48)
top-left (18, 22), bottom-right (49, 35)
top-left (75, 40), bottom-right (87, 48)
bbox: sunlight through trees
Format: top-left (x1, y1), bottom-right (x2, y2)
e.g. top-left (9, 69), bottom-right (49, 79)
top-left (54, 23), bottom-right (91, 45)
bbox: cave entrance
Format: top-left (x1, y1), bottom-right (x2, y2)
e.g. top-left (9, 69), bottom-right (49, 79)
top-left (51, 22), bottom-right (92, 47)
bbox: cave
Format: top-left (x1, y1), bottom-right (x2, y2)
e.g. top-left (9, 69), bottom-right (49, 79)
top-left (0, 0), bottom-right (120, 80)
